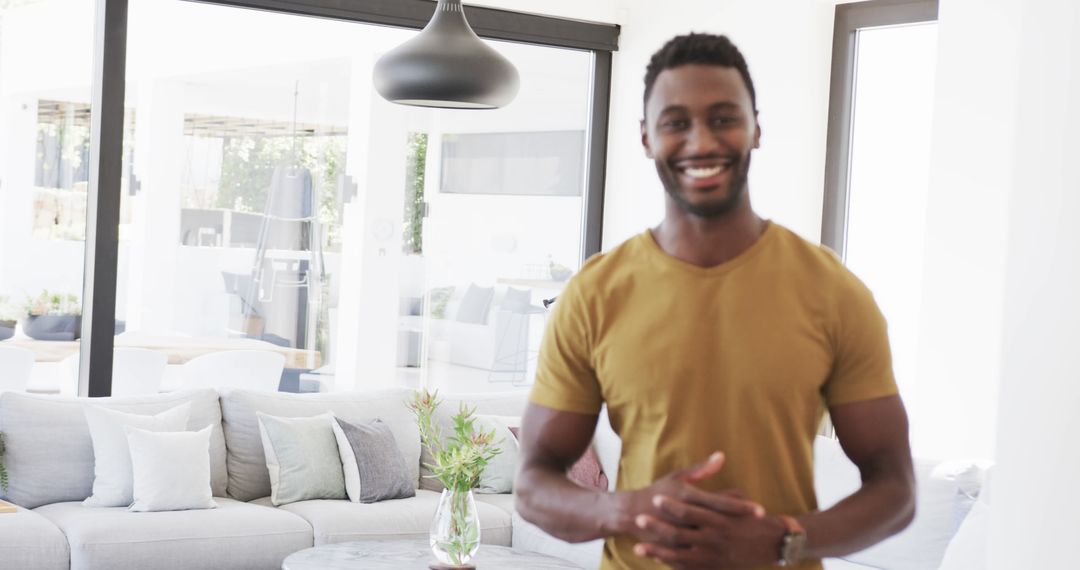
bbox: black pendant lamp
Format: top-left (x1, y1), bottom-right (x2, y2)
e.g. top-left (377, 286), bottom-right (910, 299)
top-left (373, 0), bottom-right (520, 109)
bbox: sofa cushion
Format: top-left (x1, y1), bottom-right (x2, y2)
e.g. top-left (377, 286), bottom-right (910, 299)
top-left (35, 497), bottom-right (312, 570)
top-left (511, 511), bottom-right (602, 570)
top-left (252, 489), bottom-right (512, 547)
top-left (220, 388), bottom-right (420, 501)
top-left (473, 491), bottom-right (516, 516)
top-left (0, 505), bottom-right (69, 570)
top-left (0, 390), bottom-right (227, 508)
top-left (419, 391), bottom-right (529, 492)
top-left (814, 436), bottom-right (982, 570)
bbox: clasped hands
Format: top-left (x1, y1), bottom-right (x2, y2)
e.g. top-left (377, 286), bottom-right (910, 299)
top-left (617, 451), bottom-right (785, 569)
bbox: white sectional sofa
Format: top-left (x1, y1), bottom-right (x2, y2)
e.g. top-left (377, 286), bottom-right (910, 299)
top-left (0, 388), bottom-right (523, 570)
top-left (0, 387), bottom-right (989, 570)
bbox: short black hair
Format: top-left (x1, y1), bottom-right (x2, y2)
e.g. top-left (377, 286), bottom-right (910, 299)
top-left (643, 33), bottom-right (757, 116)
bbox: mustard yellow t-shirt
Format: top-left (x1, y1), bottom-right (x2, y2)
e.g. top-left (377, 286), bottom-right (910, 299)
top-left (529, 222), bottom-right (898, 570)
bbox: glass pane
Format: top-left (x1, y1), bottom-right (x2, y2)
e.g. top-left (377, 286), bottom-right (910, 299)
top-left (844, 23), bottom-right (938, 403)
top-left (117, 0), bottom-right (593, 395)
top-left (0, 0), bottom-right (93, 396)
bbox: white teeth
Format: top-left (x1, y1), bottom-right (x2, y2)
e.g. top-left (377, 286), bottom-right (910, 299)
top-left (683, 165), bottom-right (725, 178)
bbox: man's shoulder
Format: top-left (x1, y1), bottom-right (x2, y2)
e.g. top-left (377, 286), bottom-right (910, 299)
top-left (768, 223), bottom-right (859, 283)
top-left (767, 224), bottom-right (878, 311)
top-left (571, 230), bottom-right (653, 284)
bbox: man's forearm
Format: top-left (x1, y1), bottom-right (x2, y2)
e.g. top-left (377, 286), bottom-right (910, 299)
top-left (798, 474), bottom-right (915, 560)
top-left (516, 465), bottom-right (625, 543)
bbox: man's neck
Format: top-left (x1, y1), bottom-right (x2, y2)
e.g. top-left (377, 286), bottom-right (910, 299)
top-left (651, 203), bottom-right (767, 268)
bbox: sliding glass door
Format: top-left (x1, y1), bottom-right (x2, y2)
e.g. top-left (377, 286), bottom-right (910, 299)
top-left (82, 0), bottom-right (598, 394)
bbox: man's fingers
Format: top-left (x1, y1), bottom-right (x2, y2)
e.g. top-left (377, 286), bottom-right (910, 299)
top-left (633, 514), bottom-right (695, 547)
top-left (634, 541), bottom-right (690, 568)
top-left (653, 494), bottom-right (734, 528)
top-left (671, 488), bottom-right (765, 518)
top-left (681, 451), bottom-right (725, 483)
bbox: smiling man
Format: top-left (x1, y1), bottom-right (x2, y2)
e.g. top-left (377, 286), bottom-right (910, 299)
top-left (515, 34), bottom-right (916, 570)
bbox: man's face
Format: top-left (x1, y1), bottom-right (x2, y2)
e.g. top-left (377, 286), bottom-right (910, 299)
top-left (641, 64), bottom-right (760, 218)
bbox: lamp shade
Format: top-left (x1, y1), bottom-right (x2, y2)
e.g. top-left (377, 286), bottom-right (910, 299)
top-left (373, 0), bottom-right (520, 109)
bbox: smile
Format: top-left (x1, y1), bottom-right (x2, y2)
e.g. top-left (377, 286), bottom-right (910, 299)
top-left (675, 159), bottom-right (735, 180)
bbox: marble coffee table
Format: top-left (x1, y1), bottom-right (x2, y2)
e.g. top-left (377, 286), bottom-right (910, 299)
top-left (281, 538), bottom-right (584, 570)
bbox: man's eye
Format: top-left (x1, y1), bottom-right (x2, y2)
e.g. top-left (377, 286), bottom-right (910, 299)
top-left (662, 119), bottom-right (688, 129)
top-left (712, 116), bottom-right (738, 126)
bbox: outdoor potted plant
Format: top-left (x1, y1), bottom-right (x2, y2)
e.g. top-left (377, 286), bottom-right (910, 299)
top-left (407, 390), bottom-right (501, 568)
top-left (0, 296), bottom-right (20, 341)
top-left (22, 290), bottom-right (82, 341)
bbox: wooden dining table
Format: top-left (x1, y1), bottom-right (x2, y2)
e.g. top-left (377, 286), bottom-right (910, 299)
top-left (6, 333), bottom-right (322, 369)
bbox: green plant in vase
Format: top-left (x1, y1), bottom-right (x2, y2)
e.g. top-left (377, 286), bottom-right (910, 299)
top-left (408, 390), bottom-right (501, 568)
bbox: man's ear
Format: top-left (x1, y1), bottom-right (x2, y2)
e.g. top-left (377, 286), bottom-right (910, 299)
top-left (753, 117), bottom-right (762, 149)
top-left (641, 119), bottom-right (654, 158)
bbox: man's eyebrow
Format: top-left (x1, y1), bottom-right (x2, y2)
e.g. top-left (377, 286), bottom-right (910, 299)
top-left (656, 101), bottom-right (742, 116)
top-left (656, 105), bottom-right (688, 116)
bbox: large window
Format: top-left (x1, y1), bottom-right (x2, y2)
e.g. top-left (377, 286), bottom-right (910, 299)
top-left (822, 0), bottom-right (939, 451)
top-left (0, 0), bottom-right (93, 395)
top-left (1, 0), bottom-right (616, 397)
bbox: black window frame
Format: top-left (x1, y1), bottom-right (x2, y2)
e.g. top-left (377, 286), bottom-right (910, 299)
top-left (821, 0), bottom-right (938, 258)
top-left (80, 0), bottom-right (619, 396)
top-left (818, 0), bottom-right (937, 437)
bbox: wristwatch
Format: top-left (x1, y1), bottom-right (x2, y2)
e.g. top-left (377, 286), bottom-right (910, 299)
top-left (777, 514), bottom-right (807, 566)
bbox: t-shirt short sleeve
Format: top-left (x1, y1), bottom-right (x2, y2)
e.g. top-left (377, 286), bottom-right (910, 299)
top-left (822, 274), bottom-right (900, 406)
top-left (529, 277), bottom-right (604, 415)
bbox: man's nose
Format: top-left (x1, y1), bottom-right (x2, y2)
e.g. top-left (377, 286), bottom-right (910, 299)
top-left (684, 120), bottom-right (720, 155)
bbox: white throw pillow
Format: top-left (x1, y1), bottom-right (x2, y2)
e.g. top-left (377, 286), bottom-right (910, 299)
top-left (125, 425), bottom-right (217, 512)
top-left (475, 415), bottom-right (521, 494)
top-left (83, 403), bottom-right (192, 507)
top-left (938, 464), bottom-right (994, 570)
top-left (937, 500), bottom-right (989, 570)
top-left (330, 418), bottom-right (361, 502)
top-left (814, 436), bottom-right (983, 570)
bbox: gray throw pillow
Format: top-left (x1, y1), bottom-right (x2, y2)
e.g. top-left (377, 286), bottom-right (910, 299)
top-left (331, 417), bottom-right (415, 503)
top-left (455, 284), bottom-right (494, 324)
top-left (257, 412), bottom-right (346, 506)
top-left (501, 287), bottom-right (532, 313)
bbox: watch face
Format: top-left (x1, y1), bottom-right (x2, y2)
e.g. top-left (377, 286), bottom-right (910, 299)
top-left (781, 532), bottom-right (807, 565)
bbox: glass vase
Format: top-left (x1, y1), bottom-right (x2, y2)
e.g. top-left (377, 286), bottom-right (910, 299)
top-left (430, 488), bottom-right (481, 567)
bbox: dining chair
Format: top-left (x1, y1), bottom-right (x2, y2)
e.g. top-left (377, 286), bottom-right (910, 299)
top-left (0, 346), bottom-right (35, 394)
top-left (180, 350), bottom-right (285, 392)
top-left (111, 347), bottom-right (168, 396)
top-left (59, 347), bottom-right (168, 396)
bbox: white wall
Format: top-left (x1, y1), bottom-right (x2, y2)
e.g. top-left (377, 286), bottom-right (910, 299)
top-left (984, 0), bottom-right (1080, 566)
top-left (908, 0), bottom-right (1019, 462)
top-left (601, 0), bottom-right (836, 247)
top-left (472, 0), bottom-right (839, 249)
